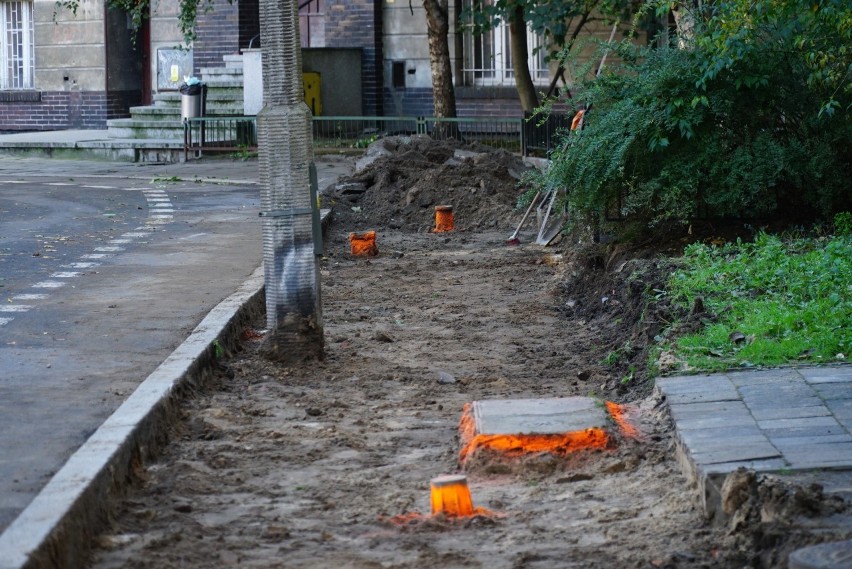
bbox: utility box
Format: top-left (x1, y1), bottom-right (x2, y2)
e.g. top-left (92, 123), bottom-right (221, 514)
top-left (303, 72), bottom-right (322, 116)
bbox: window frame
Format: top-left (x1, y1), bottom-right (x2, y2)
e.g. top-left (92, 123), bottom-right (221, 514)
top-left (1, 0), bottom-right (35, 90)
top-left (460, 0), bottom-right (549, 88)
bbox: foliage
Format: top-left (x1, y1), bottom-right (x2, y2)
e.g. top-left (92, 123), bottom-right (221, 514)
top-left (662, 232), bottom-right (851, 371)
top-left (537, 0), bottom-right (852, 230)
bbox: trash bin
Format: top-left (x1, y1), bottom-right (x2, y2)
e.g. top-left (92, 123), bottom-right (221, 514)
top-left (179, 81), bottom-right (206, 121)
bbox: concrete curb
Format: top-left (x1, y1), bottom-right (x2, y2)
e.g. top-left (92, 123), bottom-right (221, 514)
top-left (0, 267), bottom-right (265, 569)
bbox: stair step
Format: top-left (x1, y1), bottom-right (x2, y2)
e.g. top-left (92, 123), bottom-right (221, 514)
top-left (223, 54), bottom-right (244, 67)
top-left (200, 66), bottom-right (243, 76)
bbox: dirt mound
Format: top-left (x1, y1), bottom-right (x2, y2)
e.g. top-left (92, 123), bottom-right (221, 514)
top-left (322, 136), bottom-right (534, 232)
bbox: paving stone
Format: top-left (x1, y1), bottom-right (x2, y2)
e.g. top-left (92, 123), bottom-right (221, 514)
top-left (739, 383), bottom-right (817, 400)
top-left (471, 397), bottom-right (608, 436)
top-left (771, 434), bottom-right (852, 451)
top-left (726, 368), bottom-right (803, 387)
top-left (678, 425), bottom-right (765, 444)
top-left (681, 435), bottom-right (771, 453)
top-left (676, 414), bottom-right (758, 430)
top-left (812, 383), bottom-right (852, 400)
top-left (656, 375), bottom-right (734, 394)
top-left (665, 391), bottom-right (742, 405)
top-left (757, 415), bottom-right (841, 431)
top-left (800, 367), bottom-right (852, 384)
top-left (763, 424), bottom-right (849, 439)
top-left (750, 405), bottom-right (832, 421)
top-left (692, 442), bottom-right (782, 465)
top-left (668, 401), bottom-right (752, 422)
top-left (702, 458), bottom-right (788, 476)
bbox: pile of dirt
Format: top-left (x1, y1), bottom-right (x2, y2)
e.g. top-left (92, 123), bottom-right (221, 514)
top-left (322, 136), bottom-right (534, 233)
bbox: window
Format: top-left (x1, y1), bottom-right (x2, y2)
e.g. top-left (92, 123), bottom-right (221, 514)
top-left (1, 0), bottom-right (34, 90)
top-left (461, 0), bottom-right (548, 87)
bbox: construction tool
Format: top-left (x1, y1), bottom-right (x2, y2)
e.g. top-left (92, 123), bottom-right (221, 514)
top-left (535, 187), bottom-right (566, 245)
top-left (506, 191), bottom-right (542, 245)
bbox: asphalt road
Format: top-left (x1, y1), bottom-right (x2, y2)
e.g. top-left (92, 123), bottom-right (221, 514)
top-left (0, 169), bottom-right (262, 531)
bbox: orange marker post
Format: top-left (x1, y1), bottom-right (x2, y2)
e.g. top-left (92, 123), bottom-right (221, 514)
top-left (430, 474), bottom-right (474, 517)
top-left (434, 205), bottom-right (454, 232)
top-left (348, 230), bottom-right (378, 256)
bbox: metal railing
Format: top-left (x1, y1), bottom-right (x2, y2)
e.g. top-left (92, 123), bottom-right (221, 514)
top-left (185, 114), bottom-right (567, 158)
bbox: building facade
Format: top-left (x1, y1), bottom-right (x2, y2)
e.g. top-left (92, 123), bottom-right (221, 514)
top-left (0, 0), bottom-right (623, 132)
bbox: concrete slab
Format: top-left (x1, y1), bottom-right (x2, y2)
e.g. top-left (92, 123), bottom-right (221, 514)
top-left (471, 397), bottom-right (608, 435)
top-left (800, 367), bottom-right (852, 384)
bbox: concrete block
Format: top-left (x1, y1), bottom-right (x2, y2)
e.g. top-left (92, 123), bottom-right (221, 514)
top-left (472, 397), bottom-right (608, 435)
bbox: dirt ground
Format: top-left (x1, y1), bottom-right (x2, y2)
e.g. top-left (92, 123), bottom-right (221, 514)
top-left (89, 138), bottom-right (850, 569)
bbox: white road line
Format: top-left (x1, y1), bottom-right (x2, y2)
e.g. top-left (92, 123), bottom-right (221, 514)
top-left (12, 294), bottom-right (48, 300)
top-left (64, 262), bottom-right (100, 269)
top-left (82, 254), bottom-right (109, 259)
top-left (0, 305), bottom-right (32, 312)
top-left (49, 272), bottom-right (81, 278)
top-left (122, 232), bottom-right (150, 238)
top-left (33, 281), bottom-right (65, 289)
top-left (0, 317), bottom-right (13, 326)
top-left (82, 185), bottom-right (117, 190)
top-left (149, 215), bottom-right (173, 220)
top-left (109, 239), bottom-right (133, 244)
top-left (0, 181), bottom-right (27, 184)
top-left (146, 197), bottom-right (170, 201)
top-left (94, 247), bottom-right (124, 252)
top-left (45, 182), bottom-right (75, 186)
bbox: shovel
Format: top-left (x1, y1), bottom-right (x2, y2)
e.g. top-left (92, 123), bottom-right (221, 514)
top-left (506, 191), bottom-right (541, 245)
top-left (535, 188), bottom-right (567, 246)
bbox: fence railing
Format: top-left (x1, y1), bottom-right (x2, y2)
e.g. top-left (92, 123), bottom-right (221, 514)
top-left (185, 114), bottom-right (569, 159)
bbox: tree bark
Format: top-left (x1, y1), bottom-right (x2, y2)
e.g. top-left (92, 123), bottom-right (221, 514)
top-left (509, 5), bottom-right (538, 113)
top-left (423, 0), bottom-right (457, 119)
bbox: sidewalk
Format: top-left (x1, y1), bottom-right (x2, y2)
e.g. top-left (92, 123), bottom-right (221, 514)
top-left (657, 366), bottom-right (852, 520)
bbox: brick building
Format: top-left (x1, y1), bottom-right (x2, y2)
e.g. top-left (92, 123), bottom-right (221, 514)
top-left (0, 0), bottom-right (621, 132)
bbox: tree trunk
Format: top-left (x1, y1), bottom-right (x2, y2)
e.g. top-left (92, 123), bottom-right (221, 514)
top-left (423, 0), bottom-right (457, 120)
top-left (509, 6), bottom-right (538, 113)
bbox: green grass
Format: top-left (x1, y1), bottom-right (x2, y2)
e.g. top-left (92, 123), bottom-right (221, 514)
top-left (663, 231), bottom-right (851, 372)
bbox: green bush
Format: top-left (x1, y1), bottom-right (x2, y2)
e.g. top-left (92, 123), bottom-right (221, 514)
top-left (539, 2), bottom-right (852, 232)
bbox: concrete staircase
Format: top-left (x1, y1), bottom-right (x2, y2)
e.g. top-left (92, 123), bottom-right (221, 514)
top-left (104, 54), bottom-right (247, 160)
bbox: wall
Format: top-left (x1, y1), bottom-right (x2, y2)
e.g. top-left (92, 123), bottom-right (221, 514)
top-left (0, 0), bottom-right (109, 131)
top-left (193, 0), bottom-right (240, 73)
top-left (149, 0), bottom-right (188, 91)
top-left (302, 49), bottom-right (362, 116)
top-left (323, 0), bottom-right (383, 115)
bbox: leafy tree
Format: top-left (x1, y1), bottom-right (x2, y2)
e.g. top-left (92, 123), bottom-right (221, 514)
top-left (538, 0), bottom-right (852, 232)
top-left (464, 0), bottom-right (638, 112)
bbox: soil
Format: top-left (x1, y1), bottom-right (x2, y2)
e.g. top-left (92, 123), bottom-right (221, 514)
top-left (89, 139), bottom-right (850, 569)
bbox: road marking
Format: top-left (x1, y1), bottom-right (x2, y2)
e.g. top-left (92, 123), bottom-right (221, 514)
top-left (94, 247), bottom-right (124, 252)
top-left (122, 232), bottom-right (150, 238)
top-left (109, 239), bottom-right (132, 244)
top-left (45, 182), bottom-right (75, 186)
top-left (0, 317), bottom-right (13, 326)
top-left (12, 294), bottom-right (48, 300)
top-left (64, 262), bottom-right (99, 269)
top-left (82, 254), bottom-right (109, 259)
top-left (0, 305), bottom-right (32, 312)
top-left (33, 281), bottom-right (65, 289)
top-left (146, 197), bottom-right (170, 201)
top-left (149, 215), bottom-right (172, 220)
top-left (82, 185), bottom-right (117, 190)
top-left (0, 180), bottom-right (27, 184)
top-left (49, 272), bottom-right (81, 278)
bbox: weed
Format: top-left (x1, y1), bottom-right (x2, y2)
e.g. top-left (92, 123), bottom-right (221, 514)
top-left (664, 232), bottom-right (851, 370)
top-left (151, 176), bottom-right (181, 183)
top-left (212, 339), bottom-right (224, 359)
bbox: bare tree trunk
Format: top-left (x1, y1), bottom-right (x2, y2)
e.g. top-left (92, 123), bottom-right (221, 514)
top-left (672, 2), bottom-right (697, 48)
top-left (509, 5), bottom-right (538, 113)
top-left (424, 0), bottom-right (457, 126)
